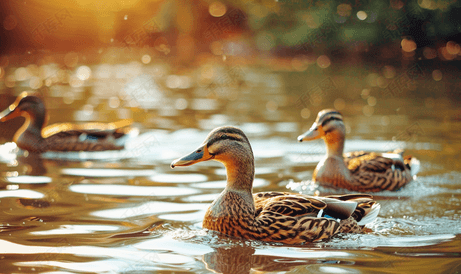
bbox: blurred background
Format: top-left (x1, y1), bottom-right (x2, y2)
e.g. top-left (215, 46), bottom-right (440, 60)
top-left (0, 0), bottom-right (460, 142)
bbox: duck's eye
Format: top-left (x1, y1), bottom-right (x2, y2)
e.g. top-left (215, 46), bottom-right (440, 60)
top-left (196, 149), bottom-right (202, 153)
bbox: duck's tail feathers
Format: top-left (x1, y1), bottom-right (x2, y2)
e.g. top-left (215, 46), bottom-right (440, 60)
top-left (115, 127), bottom-right (140, 146)
top-left (357, 203), bottom-right (380, 226)
top-left (407, 156), bottom-right (420, 177)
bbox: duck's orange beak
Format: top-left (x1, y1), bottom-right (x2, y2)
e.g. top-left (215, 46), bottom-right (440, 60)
top-left (297, 123), bottom-right (324, 142)
top-left (171, 144), bottom-right (214, 168)
top-left (0, 105), bottom-right (22, 122)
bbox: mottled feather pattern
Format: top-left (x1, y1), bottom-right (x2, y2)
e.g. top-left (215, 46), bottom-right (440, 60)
top-left (203, 190), bottom-right (373, 244)
top-left (344, 151), bottom-right (413, 191)
top-left (303, 109), bottom-right (417, 192)
top-left (44, 130), bottom-right (125, 152)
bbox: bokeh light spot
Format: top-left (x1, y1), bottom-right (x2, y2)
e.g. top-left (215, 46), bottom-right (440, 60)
top-left (141, 55), bottom-right (152, 64)
top-left (63, 92), bottom-right (75, 105)
top-left (446, 41), bottom-right (460, 55)
top-left (29, 77), bottom-right (42, 89)
top-left (357, 11), bottom-right (367, 20)
top-left (69, 76), bottom-right (84, 88)
top-left (316, 55), bottom-right (331, 68)
top-left (361, 89), bottom-right (370, 99)
top-left (367, 96), bottom-right (377, 106)
top-left (382, 65), bottom-right (396, 79)
top-left (440, 47), bottom-right (456, 60)
top-left (266, 101), bottom-right (278, 112)
top-left (178, 76), bottom-right (192, 89)
top-left (301, 108), bottom-right (311, 119)
top-left (291, 56), bottom-right (309, 71)
top-left (363, 105), bottom-right (374, 117)
top-left (423, 47), bottom-right (437, 59)
top-left (209, 1), bottom-right (227, 17)
top-left (76, 66), bottom-right (91, 81)
top-left (83, 104), bottom-right (94, 116)
top-left (366, 73), bottom-right (379, 87)
top-left (401, 38), bottom-right (417, 52)
top-left (377, 76), bottom-right (388, 88)
top-left (166, 75), bottom-right (181, 89)
top-left (432, 70), bottom-right (442, 81)
top-left (14, 67), bottom-right (29, 81)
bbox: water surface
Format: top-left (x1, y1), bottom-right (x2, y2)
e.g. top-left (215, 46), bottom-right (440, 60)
top-left (1, 63), bottom-right (460, 273)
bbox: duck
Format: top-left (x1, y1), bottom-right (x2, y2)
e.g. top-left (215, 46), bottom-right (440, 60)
top-left (0, 92), bottom-right (137, 153)
top-left (171, 126), bottom-right (380, 244)
top-left (298, 109), bottom-right (418, 192)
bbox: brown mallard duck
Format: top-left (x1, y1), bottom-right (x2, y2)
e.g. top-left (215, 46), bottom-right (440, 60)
top-left (0, 92), bottom-right (137, 153)
top-left (298, 109), bottom-right (418, 192)
top-left (171, 126), bottom-right (380, 244)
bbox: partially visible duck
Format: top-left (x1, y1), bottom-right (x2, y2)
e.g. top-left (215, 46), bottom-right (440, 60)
top-left (298, 109), bottom-right (418, 192)
top-left (0, 92), bottom-right (137, 153)
top-left (171, 126), bottom-right (380, 244)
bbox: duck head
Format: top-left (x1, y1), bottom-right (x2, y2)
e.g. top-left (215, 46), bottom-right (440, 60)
top-left (0, 92), bottom-right (47, 126)
top-left (171, 126), bottom-right (255, 191)
top-left (298, 109), bottom-right (346, 156)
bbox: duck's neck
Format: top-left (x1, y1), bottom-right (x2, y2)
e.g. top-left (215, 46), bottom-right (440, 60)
top-left (14, 111), bottom-right (46, 152)
top-left (224, 157), bottom-right (254, 193)
top-left (324, 130), bottom-right (346, 158)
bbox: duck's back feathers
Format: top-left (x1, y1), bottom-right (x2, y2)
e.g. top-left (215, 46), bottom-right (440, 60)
top-left (254, 192), bottom-right (325, 217)
top-left (342, 150), bottom-right (414, 192)
top-left (40, 120), bottom-right (137, 152)
top-left (249, 192), bottom-right (379, 243)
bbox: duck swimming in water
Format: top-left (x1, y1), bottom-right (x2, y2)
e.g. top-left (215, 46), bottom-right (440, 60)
top-left (298, 109), bottom-right (418, 192)
top-left (0, 92), bottom-right (137, 153)
top-left (171, 126), bottom-right (380, 244)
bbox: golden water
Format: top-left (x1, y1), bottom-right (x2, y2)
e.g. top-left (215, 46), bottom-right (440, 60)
top-left (1, 65), bottom-right (460, 273)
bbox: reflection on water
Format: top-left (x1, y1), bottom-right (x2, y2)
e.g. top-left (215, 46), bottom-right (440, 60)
top-left (0, 63), bottom-right (460, 273)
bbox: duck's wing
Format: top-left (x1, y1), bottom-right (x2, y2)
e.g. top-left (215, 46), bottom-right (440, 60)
top-left (43, 131), bottom-right (125, 151)
top-left (251, 192), bottom-right (341, 243)
top-left (345, 151), bottom-right (414, 191)
top-left (41, 120), bottom-right (138, 151)
top-left (345, 152), bottom-right (398, 173)
top-left (42, 119), bottom-right (134, 139)
top-left (253, 192), bottom-right (326, 218)
top-left (321, 194), bottom-right (379, 225)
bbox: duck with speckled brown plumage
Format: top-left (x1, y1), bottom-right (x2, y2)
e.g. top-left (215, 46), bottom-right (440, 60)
top-left (171, 126), bottom-right (380, 244)
top-left (0, 92), bottom-right (138, 153)
top-left (298, 109), bottom-right (419, 192)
